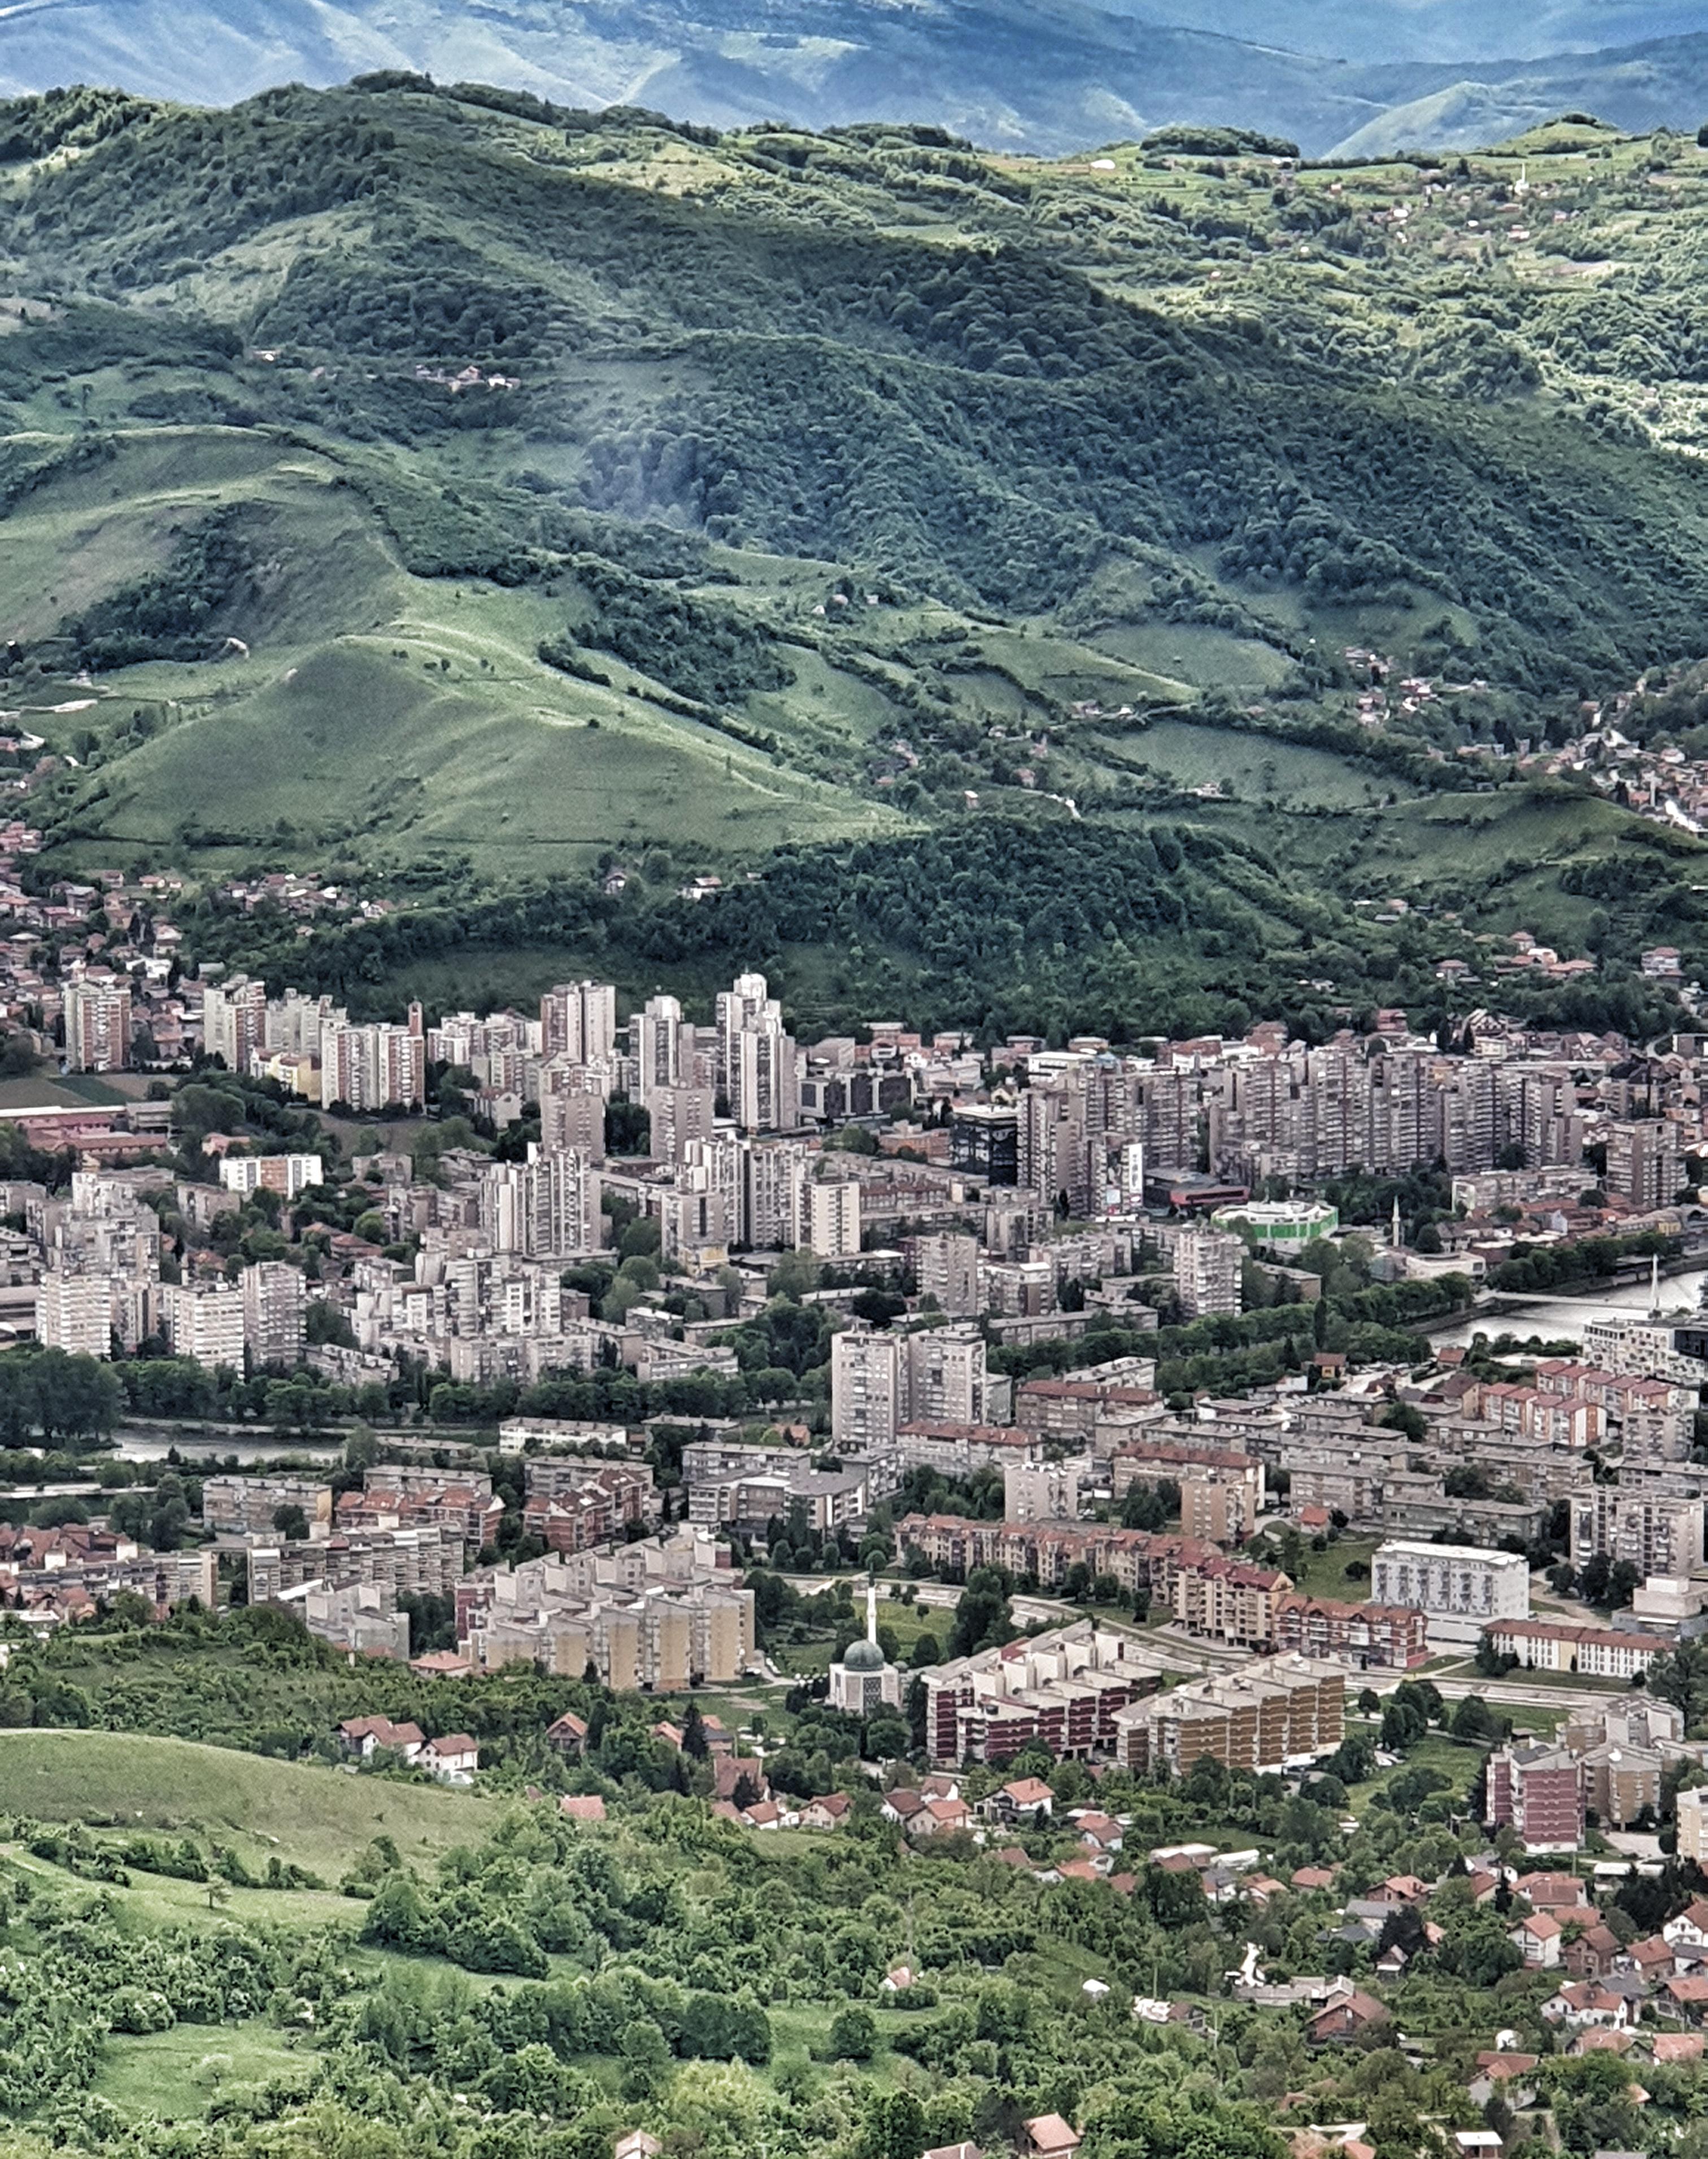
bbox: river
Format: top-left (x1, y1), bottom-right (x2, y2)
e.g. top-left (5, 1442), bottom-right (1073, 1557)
top-left (1428, 1263), bottom-right (1708, 1350)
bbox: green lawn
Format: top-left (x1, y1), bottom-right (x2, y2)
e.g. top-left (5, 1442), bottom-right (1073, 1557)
top-left (0, 1729), bottom-right (492, 1879)
top-left (93, 2019), bottom-right (314, 2121)
top-left (1284, 1534), bottom-right (1383, 1599)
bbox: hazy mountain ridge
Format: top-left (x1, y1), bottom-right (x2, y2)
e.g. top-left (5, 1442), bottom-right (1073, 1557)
top-left (2, 0), bottom-right (1708, 154)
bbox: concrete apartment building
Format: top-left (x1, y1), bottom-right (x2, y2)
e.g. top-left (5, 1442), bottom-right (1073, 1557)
top-left (1371, 1539), bottom-right (1531, 1646)
top-left (219, 1153), bottom-right (325, 1201)
top-left (1487, 1741), bottom-right (1584, 1853)
top-left (803, 1174), bottom-right (861, 1260)
top-left (64, 980), bottom-right (132, 1072)
top-left (1571, 1486), bottom-right (1705, 1578)
top-left (1110, 1438), bottom-right (1263, 1545)
top-left (33, 1269), bottom-right (112, 1357)
top-left (1677, 1786), bottom-right (1708, 1864)
top-left (248, 1522), bottom-right (463, 1604)
top-left (202, 974), bottom-right (267, 1074)
top-left (321, 1017), bottom-right (426, 1112)
top-left (202, 1474), bottom-right (332, 1538)
top-left (1272, 1593), bottom-right (1430, 1669)
top-left (1174, 1555), bottom-right (1291, 1648)
top-left (540, 979), bottom-right (616, 1067)
top-left (1004, 1456), bottom-right (1092, 1523)
top-left (242, 1261), bottom-right (306, 1366)
top-left (831, 1324), bottom-right (987, 1451)
top-left (1173, 1225), bottom-right (1243, 1318)
top-left (1113, 1655), bottom-right (1344, 1778)
top-left (907, 1232), bottom-right (983, 1317)
top-left (160, 1282), bottom-right (246, 1369)
top-left (1482, 1617), bottom-right (1672, 1681)
top-left (1606, 1118), bottom-right (1684, 1209)
top-left (460, 1541), bottom-right (756, 1688)
top-left (920, 1620), bottom-right (1153, 1765)
top-left (521, 1460), bottom-right (656, 1554)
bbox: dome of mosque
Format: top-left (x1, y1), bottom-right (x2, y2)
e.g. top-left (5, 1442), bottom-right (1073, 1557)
top-left (841, 1638), bottom-right (886, 1672)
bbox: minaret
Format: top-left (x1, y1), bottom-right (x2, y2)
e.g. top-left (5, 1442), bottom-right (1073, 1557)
top-left (1391, 1197), bottom-right (1403, 1251)
top-left (1650, 1252), bottom-right (1662, 1320)
top-left (866, 1578), bottom-right (878, 1646)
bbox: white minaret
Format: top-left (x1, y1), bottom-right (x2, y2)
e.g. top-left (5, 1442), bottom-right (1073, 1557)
top-left (1650, 1252), bottom-right (1662, 1319)
top-left (1391, 1197), bottom-right (1403, 1251)
top-left (866, 1578), bottom-right (878, 1646)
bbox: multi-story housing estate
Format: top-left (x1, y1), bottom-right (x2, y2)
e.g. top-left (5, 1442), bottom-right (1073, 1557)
top-left (920, 1620), bottom-right (1153, 1765)
top-left (202, 1474), bottom-right (332, 1538)
top-left (338, 1466), bottom-right (504, 1554)
top-left (1487, 1742), bottom-right (1585, 1853)
top-left (831, 1324), bottom-right (988, 1450)
top-left (520, 1458), bottom-right (656, 1553)
top-left (247, 1522), bottom-right (463, 1604)
top-left (1571, 1486), bottom-right (1705, 1578)
top-left (1113, 1655), bottom-right (1344, 1778)
top-left (1370, 1539), bottom-right (1531, 1646)
top-left (1483, 1617), bottom-right (1672, 1681)
top-left (321, 1016), bottom-right (426, 1112)
top-left (242, 1261), bottom-right (306, 1366)
top-left (160, 1282), bottom-right (246, 1369)
top-left (458, 1527), bottom-right (755, 1688)
top-left (219, 1153), bottom-right (325, 1201)
top-left (540, 980), bottom-right (616, 1067)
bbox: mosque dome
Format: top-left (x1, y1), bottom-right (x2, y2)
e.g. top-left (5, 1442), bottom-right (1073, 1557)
top-left (841, 1637), bottom-right (886, 1672)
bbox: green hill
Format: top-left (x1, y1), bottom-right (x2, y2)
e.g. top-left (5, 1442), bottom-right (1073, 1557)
top-left (0, 1727), bottom-right (489, 1875)
top-left (2, 81), bottom-right (1707, 1031)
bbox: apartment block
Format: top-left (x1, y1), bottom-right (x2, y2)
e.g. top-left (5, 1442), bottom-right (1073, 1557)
top-left (248, 1522), bottom-right (463, 1603)
top-left (1370, 1539), bottom-right (1531, 1646)
top-left (1482, 1617), bottom-right (1672, 1681)
top-left (1173, 1225), bottom-right (1243, 1318)
top-left (1113, 1655), bottom-right (1344, 1778)
top-left (907, 1232), bottom-right (983, 1317)
top-left (540, 980), bottom-right (616, 1067)
top-left (520, 1459), bottom-right (656, 1553)
top-left (202, 1474), bottom-right (332, 1538)
top-left (1571, 1485), bottom-right (1705, 1577)
top-left (920, 1620), bottom-right (1153, 1765)
top-left (242, 1261), bottom-right (306, 1366)
top-left (219, 1154), bottom-right (325, 1200)
top-left (460, 1534), bottom-right (755, 1688)
top-left (64, 980), bottom-right (132, 1072)
top-left (33, 1268), bottom-right (112, 1357)
top-left (831, 1324), bottom-right (987, 1450)
top-left (160, 1282), bottom-right (246, 1369)
top-left (1487, 1742), bottom-right (1584, 1854)
top-left (1272, 1592), bottom-right (1430, 1669)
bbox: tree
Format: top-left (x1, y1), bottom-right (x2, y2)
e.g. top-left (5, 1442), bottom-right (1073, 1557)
top-left (827, 2006), bottom-right (878, 2061)
top-left (682, 1700), bottom-right (709, 1759)
top-left (1450, 1695), bottom-right (1499, 1743)
top-left (1650, 1639), bottom-right (1708, 1730)
top-left (947, 1568), bottom-right (1014, 1659)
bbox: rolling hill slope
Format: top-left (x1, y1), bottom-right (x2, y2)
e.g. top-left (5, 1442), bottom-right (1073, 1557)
top-left (1, 81), bottom-right (1706, 1034)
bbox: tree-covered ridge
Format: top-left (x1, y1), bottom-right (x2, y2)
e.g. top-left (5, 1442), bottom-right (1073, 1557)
top-left (2, 81), bottom-right (1707, 681)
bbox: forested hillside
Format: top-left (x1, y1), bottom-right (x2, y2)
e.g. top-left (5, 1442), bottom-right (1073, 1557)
top-left (2, 82), bottom-right (1708, 1032)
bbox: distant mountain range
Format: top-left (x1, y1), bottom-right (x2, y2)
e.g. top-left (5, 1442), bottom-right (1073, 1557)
top-left (0, 0), bottom-right (1706, 154)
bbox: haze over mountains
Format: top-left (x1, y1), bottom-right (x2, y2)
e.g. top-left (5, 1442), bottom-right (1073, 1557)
top-left (0, 0), bottom-right (1706, 154)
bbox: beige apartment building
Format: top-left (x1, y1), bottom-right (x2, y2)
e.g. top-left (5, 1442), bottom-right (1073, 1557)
top-left (1114, 1655), bottom-right (1345, 1777)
